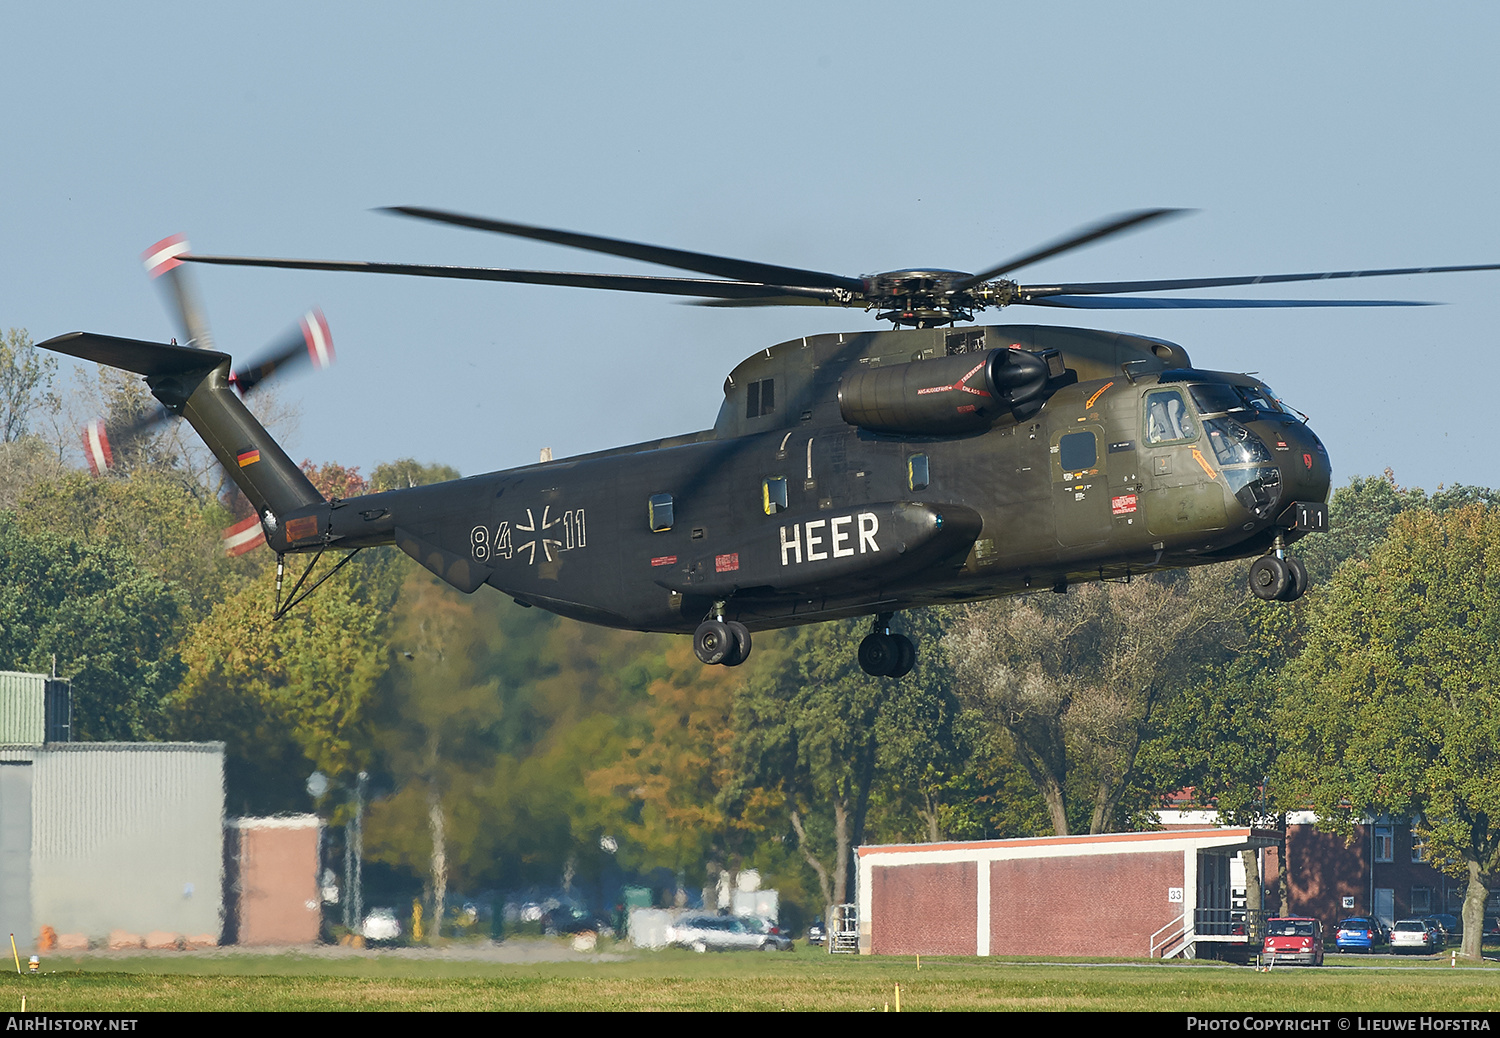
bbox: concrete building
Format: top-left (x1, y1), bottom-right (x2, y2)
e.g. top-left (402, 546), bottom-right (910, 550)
top-left (0, 742), bottom-right (226, 951)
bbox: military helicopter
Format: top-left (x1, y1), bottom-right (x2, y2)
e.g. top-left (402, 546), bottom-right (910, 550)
top-left (37, 208), bottom-right (1500, 677)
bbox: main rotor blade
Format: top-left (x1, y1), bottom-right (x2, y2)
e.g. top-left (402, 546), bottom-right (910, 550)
top-left (1024, 295), bottom-right (1434, 309)
top-left (382, 206), bottom-right (866, 293)
top-left (182, 254), bottom-right (847, 302)
top-left (692, 295), bottom-right (856, 308)
top-left (1019, 263), bottom-right (1500, 298)
top-left (950, 208), bottom-right (1190, 293)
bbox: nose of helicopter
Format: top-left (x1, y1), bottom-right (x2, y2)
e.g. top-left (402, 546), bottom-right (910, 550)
top-left (1272, 420), bottom-right (1331, 506)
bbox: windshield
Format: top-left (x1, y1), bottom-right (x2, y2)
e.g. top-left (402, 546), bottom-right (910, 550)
top-left (1189, 382), bottom-right (1289, 418)
top-left (1268, 919), bottom-right (1317, 937)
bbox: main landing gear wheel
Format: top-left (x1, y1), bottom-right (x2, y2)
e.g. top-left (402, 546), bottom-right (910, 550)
top-left (694, 618), bottom-right (752, 666)
top-left (1248, 555), bottom-right (1308, 602)
top-left (722, 621), bottom-right (751, 667)
top-left (858, 615), bottom-right (917, 678)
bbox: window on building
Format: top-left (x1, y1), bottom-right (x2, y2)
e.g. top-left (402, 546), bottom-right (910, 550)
top-left (1411, 888), bottom-right (1432, 914)
top-left (1375, 824), bottom-right (1394, 863)
top-left (1411, 829), bottom-right (1427, 863)
top-left (648, 493), bottom-right (674, 532)
top-left (762, 476), bottom-right (787, 515)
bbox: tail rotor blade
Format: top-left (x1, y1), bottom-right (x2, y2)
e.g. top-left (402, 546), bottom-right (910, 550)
top-left (79, 404), bottom-right (177, 475)
top-left (81, 420), bottom-right (114, 476)
top-left (221, 513), bottom-right (268, 557)
top-left (143, 235), bottom-right (215, 350)
top-left (231, 308), bottom-right (335, 395)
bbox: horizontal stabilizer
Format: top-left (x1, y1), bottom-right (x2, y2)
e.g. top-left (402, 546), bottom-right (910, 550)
top-left (37, 332), bottom-right (229, 377)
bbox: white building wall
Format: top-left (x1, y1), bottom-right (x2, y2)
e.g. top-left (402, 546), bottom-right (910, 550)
top-left (19, 743), bottom-right (225, 944)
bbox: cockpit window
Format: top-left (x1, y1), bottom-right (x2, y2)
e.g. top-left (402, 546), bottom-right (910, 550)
top-left (1145, 389), bottom-right (1197, 445)
top-left (1189, 383), bottom-right (1249, 415)
top-left (1190, 382), bottom-right (1289, 418)
top-left (1237, 384), bottom-right (1284, 414)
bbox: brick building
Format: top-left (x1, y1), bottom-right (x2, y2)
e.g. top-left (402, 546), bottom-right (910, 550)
top-left (1269, 813), bottom-right (1491, 925)
top-left (1159, 806), bottom-right (1497, 926)
top-left (856, 828), bottom-right (1277, 958)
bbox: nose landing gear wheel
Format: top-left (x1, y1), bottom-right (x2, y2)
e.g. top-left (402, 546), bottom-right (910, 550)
top-left (1284, 557), bottom-right (1308, 601)
top-left (1249, 555), bottom-right (1308, 602)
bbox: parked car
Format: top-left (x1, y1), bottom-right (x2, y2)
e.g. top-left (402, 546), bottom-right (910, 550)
top-left (543, 903), bottom-right (614, 938)
top-left (747, 917), bottom-right (793, 951)
top-left (1390, 918), bottom-right (1439, 954)
top-left (361, 907), bottom-right (402, 944)
top-left (807, 918), bottom-right (826, 946)
top-left (1262, 917), bottom-right (1323, 966)
top-left (1423, 914), bottom-right (1461, 943)
top-left (665, 913), bottom-right (787, 952)
top-left (1335, 917), bottom-right (1386, 953)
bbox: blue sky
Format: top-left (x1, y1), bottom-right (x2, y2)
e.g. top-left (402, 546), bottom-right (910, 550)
top-left (5, 2), bottom-right (1499, 492)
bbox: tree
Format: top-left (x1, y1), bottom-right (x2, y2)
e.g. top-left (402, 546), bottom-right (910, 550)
top-left (0, 514), bottom-right (186, 739)
top-left (944, 569), bottom-right (1236, 835)
top-left (370, 458), bottom-right (460, 491)
top-left (582, 637), bottom-right (744, 878)
top-left (0, 328), bottom-right (57, 445)
top-left (730, 615), bottom-right (954, 914)
top-left (167, 547), bottom-right (398, 813)
top-left (1279, 503), bottom-right (1500, 960)
top-left (17, 470), bottom-right (250, 620)
top-left (362, 568), bottom-right (506, 938)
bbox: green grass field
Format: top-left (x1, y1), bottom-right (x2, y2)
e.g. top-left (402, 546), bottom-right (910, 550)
top-left (1, 944), bottom-right (1497, 1012)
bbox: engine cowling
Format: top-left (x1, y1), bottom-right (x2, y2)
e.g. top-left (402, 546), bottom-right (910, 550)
top-left (837, 348), bottom-right (1068, 434)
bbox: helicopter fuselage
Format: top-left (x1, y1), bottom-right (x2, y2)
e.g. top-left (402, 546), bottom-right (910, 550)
top-left (298, 323), bottom-right (1331, 632)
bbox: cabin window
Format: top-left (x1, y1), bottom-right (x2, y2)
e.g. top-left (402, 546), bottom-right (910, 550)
top-left (1144, 389), bottom-right (1198, 445)
top-left (1058, 432), bottom-right (1097, 472)
top-left (762, 476), bottom-right (788, 515)
top-left (648, 493), bottom-right (674, 532)
top-left (746, 378), bottom-right (776, 419)
top-left (908, 453), bottom-right (930, 491)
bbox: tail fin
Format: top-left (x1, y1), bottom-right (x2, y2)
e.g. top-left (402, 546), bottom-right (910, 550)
top-left (37, 332), bottom-right (323, 521)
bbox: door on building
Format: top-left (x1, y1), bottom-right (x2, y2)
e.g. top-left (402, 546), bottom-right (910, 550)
top-left (1374, 888), bottom-right (1395, 928)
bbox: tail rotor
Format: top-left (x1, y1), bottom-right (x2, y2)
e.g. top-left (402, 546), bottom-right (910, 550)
top-left (82, 237), bottom-right (335, 482)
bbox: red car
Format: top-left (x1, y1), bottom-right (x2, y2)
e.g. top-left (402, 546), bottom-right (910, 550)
top-left (1262, 917), bottom-right (1324, 966)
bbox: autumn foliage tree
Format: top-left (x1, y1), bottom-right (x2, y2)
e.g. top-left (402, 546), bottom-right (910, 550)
top-left (945, 569), bottom-right (1236, 836)
top-left (1281, 503), bottom-right (1500, 960)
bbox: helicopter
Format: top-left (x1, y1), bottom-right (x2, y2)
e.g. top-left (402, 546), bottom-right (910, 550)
top-left (37, 207), bottom-right (1500, 677)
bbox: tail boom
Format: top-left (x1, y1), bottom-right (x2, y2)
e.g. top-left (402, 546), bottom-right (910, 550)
top-left (38, 332), bottom-right (325, 548)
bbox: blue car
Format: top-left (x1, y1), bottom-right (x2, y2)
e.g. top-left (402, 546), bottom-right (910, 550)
top-left (1335, 917), bottom-right (1386, 952)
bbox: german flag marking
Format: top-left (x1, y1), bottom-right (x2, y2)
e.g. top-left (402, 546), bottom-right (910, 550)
top-left (237, 449), bottom-right (261, 467)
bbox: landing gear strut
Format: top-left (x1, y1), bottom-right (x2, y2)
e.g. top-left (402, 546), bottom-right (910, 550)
top-left (858, 613), bottom-right (916, 678)
top-left (1248, 538), bottom-right (1309, 603)
top-left (694, 604), bottom-right (752, 667)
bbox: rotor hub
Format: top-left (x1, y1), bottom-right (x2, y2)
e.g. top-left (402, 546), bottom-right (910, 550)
top-left (865, 269), bottom-right (982, 327)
